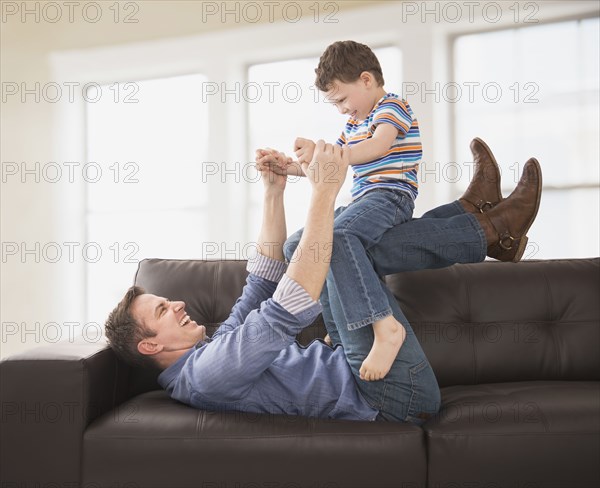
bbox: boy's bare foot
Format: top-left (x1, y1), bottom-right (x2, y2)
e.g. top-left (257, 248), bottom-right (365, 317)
top-left (359, 316), bottom-right (406, 381)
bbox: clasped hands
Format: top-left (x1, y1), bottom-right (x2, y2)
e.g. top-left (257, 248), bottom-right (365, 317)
top-left (255, 137), bottom-right (317, 177)
top-left (256, 138), bottom-right (349, 196)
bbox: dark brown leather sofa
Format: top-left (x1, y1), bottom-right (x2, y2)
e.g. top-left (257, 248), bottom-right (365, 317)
top-left (2, 258), bottom-right (599, 488)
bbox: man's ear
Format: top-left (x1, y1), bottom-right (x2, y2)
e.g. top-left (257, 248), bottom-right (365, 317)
top-left (138, 339), bottom-right (163, 356)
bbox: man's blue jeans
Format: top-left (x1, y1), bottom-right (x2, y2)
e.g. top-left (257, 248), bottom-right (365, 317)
top-left (369, 200), bottom-right (486, 275)
top-left (283, 201), bottom-right (486, 425)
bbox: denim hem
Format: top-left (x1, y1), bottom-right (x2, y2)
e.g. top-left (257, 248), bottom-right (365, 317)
top-left (464, 212), bottom-right (487, 262)
top-left (450, 199), bottom-right (466, 214)
top-left (346, 308), bottom-right (393, 331)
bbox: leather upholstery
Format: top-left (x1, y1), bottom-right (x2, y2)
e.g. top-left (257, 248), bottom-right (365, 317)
top-left (0, 338), bottom-right (124, 486)
top-left (427, 380), bottom-right (600, 485)
top-left (83, 390), bottom-right (426, 488)
top-left (1, 257), bottom-right (598, 488)
top-left (386, 259), bottom-right (600, 386)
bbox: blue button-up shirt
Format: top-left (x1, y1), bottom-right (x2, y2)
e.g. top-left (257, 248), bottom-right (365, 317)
top-left (157, 254), bottom-right (378, 421)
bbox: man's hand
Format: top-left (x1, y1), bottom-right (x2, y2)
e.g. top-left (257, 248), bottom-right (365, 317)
top-left (256, 149), bottom-right (287, 194)
top-left (254, 149), bottom-right (287, 263)
top-left (301, 140), bottom-right (349, 197)
top-left (294, 137), bottom-right (316, 165)
top-left (255, 148), bottom-right (293, 176)
top-left (284, 140), bottom-right (348, 300)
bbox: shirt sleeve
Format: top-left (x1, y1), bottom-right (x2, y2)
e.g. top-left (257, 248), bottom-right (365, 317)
top-left (174, 295), bottom-right (323, 402)
top-left (372, 97), bottom-right (412, 136)
top-left (246, 252), bottom-right (287, 282)
top-left (335, 131), bottom-right (347, 147)
top-left (214, 254), bottom-right (317, 341)
top-left (272, 274), bottom-right (319, 315)
top-left (212, 253), bottom-right (287, 339)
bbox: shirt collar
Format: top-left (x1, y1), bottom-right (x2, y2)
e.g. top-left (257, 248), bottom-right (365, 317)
top-left (157, 338), bottom-right (211, 388)
top-left (356, 92), bottom-right (396, 124)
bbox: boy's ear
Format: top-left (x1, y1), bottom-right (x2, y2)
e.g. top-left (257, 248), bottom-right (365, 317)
top-left (360, 71), bottom-right (374, 87)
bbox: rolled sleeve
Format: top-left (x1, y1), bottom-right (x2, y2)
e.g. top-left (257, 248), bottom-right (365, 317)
top-left (272, 274), bottom-right (320, 315)
top-left (246, 252), bottom-right (287, 283)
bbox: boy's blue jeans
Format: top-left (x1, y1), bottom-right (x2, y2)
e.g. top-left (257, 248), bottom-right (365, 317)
top-left (325, 188), bottom-right (415, 331)
top-left (283, 200), bottom-right (487, 425)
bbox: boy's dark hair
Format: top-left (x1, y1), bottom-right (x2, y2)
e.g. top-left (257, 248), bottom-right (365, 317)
top-left (315, 40), bottom-right (385, 92)
top-left (104, 285), bottom-right (161, 371)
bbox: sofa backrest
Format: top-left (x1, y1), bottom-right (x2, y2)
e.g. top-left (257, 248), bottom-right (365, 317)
top-left (386, 258), bottom-right (600, 387)
top-left (132, 257), bottom-right (599, 391)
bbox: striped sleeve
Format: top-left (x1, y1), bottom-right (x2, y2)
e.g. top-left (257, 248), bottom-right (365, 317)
top-left (246, 252), bottom-right (287, 283)
top-left (272, 274), bottom-right (319, 315)
top-left (335, 131), bottom-right (347, 147)
top-left (372, 97), bottom-right (412, 135)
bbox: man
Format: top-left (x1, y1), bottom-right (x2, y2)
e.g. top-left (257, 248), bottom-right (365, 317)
top-left (105, 138), bottom-right (542, 425)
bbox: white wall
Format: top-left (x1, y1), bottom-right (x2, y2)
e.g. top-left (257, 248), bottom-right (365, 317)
top-left (1, 0), bottom-right (598, 359)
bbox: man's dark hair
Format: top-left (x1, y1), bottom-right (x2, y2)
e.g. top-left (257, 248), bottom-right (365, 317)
top-left (104, 285), bottom-right (161, 371)
top-left (315, 40), bottom-right (385, 92)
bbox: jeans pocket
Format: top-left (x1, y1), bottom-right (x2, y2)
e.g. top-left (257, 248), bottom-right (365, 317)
top-left (355, 375), bottom-right (389, 411)
top-left (393, 193), bottom-right (415, 226)
top-left (405, 359), bottom-right (442, 426)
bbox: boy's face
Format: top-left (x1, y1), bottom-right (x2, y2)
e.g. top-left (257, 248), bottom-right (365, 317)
top-left (324, 75), bottom-right (378, 121)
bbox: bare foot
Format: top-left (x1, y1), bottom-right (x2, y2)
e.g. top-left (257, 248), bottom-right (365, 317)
top-left (359, 316), bottom-right (406, 381)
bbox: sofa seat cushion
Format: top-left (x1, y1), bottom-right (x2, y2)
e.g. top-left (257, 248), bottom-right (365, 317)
top-left (425, 381), bottom-right (600, 487)
top-left (83, 390), bottom-right (427, 488)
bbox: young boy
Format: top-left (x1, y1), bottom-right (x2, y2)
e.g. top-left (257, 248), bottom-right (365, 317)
top-left (257, 40), bottom-right (422, 381)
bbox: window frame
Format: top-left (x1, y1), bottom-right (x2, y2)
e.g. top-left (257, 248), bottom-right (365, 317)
top-left (47, 2), bottom-right (599, 322)
top-left (448, 12), bottom-right (600, 196)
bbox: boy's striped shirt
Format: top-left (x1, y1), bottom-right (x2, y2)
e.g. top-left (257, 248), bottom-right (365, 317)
top-left (336, 93), bottom-right (422, 200)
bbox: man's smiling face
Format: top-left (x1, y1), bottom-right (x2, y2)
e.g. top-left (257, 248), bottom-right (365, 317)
top-left (131, 294), bottom-right (207, 360)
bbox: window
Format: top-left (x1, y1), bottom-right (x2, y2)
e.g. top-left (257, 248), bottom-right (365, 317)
top-left (246, 47), bottom-right (403, 240)
top-left (85, 74), bottom-right (209, 323)
top-left (453, 17), bottom-right (599, 258)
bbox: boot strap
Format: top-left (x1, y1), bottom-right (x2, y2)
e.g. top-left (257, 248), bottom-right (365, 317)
top-left (498, 231), bottom-right (515, 250)
top-left (473, 199), bottom-right (494, 213)
top-left (463, 197), bottom-right (495, 213)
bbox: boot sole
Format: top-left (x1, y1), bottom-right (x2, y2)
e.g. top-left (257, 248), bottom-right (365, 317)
top-left (512, 236), bottom-right (529, 262)
top-left (511, 157), bottom-right (543, 262)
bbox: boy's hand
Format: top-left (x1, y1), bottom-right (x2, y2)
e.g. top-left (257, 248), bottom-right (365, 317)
top-left (255, 148), bottom-right (293, 175)
top-left (294, 137), bottom-right (316, 165)
top-left (302, 140), bottom-right (349, 196)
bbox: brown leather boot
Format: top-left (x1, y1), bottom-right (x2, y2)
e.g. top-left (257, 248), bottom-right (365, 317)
top-left (459, 137), bottom-right (503, 213)
top-left (475, 157), bottom-right (542, 262)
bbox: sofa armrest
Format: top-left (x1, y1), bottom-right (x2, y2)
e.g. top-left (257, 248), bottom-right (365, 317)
top-left (0, 337), bottom-right (128, 487)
